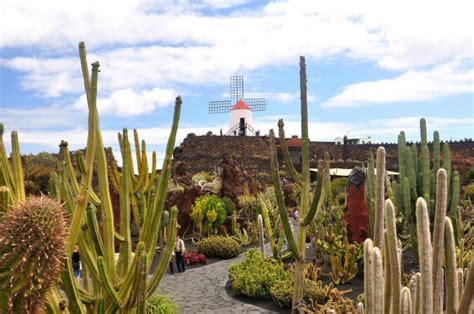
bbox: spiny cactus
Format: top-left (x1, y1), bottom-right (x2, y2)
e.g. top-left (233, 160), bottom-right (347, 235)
top-left (35, 42), bottom-right (182, 312)
top-left (0, 196), bottom-right (67, 313)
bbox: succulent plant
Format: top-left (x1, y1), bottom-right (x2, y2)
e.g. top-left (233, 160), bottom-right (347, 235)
top-left (0, 196), bottom-right (67, 313)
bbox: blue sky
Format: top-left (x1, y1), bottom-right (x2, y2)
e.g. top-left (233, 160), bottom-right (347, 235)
top-left (1, 0), bottom-right (473, 165)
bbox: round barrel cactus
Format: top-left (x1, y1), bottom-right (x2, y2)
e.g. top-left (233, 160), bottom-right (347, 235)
top-left (0, 196), bottom-right (67, 313)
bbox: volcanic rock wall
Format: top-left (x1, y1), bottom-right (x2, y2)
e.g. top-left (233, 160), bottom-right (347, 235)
top-left (172, 135), bottom-right (474, 185)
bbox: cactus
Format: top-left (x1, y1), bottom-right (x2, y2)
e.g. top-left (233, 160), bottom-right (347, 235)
top-left (445, 217), bottom-right (459, 314)
top-left (0, 186), bottom-right (10, 216)
top-left (374, 147), bottom-right (386, 248)
top-left (269, 56), bottom-right (329, 312)
top-left (44, 42), bottom-right (182, 312)
top-left (258, 214), bottom-right (265, 256)
top-left (0, 196), bottom-right (67, 312)
top-left (432, 169), bottom-right (447, 313)
top-left (385, 199), bottom-right (401, 313)
top-left (400, 286), bottom-right (412, 314)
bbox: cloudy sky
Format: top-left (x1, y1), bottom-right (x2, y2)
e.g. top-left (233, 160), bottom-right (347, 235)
top-left (1, 0), bottom-right (473, 165)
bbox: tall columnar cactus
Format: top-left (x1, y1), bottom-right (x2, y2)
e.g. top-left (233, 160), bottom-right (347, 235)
top-left (0, 196), bottom-right (67, 313)
top-left (385, 199), bottom-right (401, 313)
top-left (48, 42), bottom-right (183, 312)
top-left (269, 56), bottom-right (329, 312)
top-left (257, 214), bottom-right (265, 256)
top-left (432, 169), bottom-right (447, 313)
top-left (374, 147), bottom-right (386, 248)
top-left (0, 123), bottom-right (25, 206)
top-left (396, 118), bottom-right (461, 258)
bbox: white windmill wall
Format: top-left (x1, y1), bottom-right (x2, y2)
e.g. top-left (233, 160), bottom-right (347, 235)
top-left (229, 108), bottom-right (253, 130)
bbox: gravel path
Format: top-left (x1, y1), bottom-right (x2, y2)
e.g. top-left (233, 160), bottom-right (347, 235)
top-left (156, 243), bottom-right (284, 314)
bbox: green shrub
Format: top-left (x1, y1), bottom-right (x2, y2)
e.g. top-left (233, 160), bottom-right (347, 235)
top-left (336, 192), bottom-right (346, 206)
top-left (145, 294), bottom-right (178, 314)
top-left (228, 249), bottom-right (291, 299)
top-left (191, 194), bottom-right (227, 235)
top-left (269, 279), bottom-right (326, 308)
top-left (222, 197), bottom-right (236, 215)
top-left (331, 178), bottom-right (348, 198)
top-left (465, 183), bottom-right (474, 201)
top-left (197, 236), bottom-right (240, 258)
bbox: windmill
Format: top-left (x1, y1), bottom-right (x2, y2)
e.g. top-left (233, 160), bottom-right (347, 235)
top-left (209, 76), bottom-right (266, 136)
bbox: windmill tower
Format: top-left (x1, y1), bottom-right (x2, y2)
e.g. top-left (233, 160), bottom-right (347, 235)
top-left (209, 76), bottom-right (266, 136)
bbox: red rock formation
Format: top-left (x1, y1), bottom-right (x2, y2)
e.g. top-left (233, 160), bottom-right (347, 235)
top-left (343, 167), bottom-right (369, 243)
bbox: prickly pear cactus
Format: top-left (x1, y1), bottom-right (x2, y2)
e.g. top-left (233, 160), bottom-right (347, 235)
top-left (0, 196), bottom-right (67, 313)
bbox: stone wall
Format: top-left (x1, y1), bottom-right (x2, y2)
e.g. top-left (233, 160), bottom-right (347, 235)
top-left (172, 135), bottom-right (474, 185)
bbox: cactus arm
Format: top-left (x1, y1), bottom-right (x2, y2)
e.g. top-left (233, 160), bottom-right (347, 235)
top-left (383, 230), bottom-right (392, 314)
top-left (96, 257), bottom-right (121, 310)
top-left (144, 151), bottom-right (157, 193)
top-left (400, 287), bottom-right (412, 314)
top-left (140, 96), bottom-right (181, 257)
top-left (146, 207), bottom-right (178, 297)
top-left (259, 196), bottom-right (276, 257)
top-left (398, 132), bottom-right (407, 181)
top-left (416, 198), bottom-right (433, 314)
top-left (133, 129), bottom-right (141, 171)
top-left (363, 239), bottom-right (374, 313)
top-left (59, 141), bottom-right (80, 195)
top-left (86, 206), bottom-right (105, 258)
top-left (374, 147), bottom-right (386, 248)
top-left (433, 131), bottom-right (440, 175)
top-left (301, 161), bottom-right (326, 226)
top-left (458, 254), bottom-right (474, 314)
top-left (0, 124), bottom-right (17, 202)
top-left (385, 199), bottom-right (401, 313)
top-left (93, 108), bottom-right (116, 280)
top-left (61, 258), bottom-right (86, 314)
top-left (449, 171), bottom-right (460, 244)
top-left (66, 53), bottom-right (98, 253)
top-left (133, 141), bottom-right (148, 193)
top-left (0, 186), bottom-right (10, 215)
top-left (277, 119), bottom-right (302, 183)
top-left (117, 128), bottom-right (132, 278)
top-left (257, 214), bottom-right (265, 256)
top-left (443, 143), bottom-right (451, 195)
top-left (10, 131), bottom-right (25, 202)
top-left (444, 217), bottom-right (459, 314)
top-left (372, 247), bottom-right (384, 314)
top-left (432, 169), bottom-right (447, 314)
top-left (269, 129), bottom-right (299, 259)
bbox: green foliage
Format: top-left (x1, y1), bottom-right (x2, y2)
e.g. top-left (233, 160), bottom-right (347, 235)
top-left (145, 294), bottom-right (178, 314)
top-left (206, 131), bottom-right (213, 136)
top-left (464, 183), bottom-right (474, 201)
top-left (238, 194), bottom-right (261, 217)
top-left (221, 197), bottom-right (236, 215)
top-left (228, 249), bottom-right (291, 299)
top-left (467, 167), bottom-right (474, 182)
top-left (197, 236), bottom-right (241, 258)
top-left (270, 279), bottom-right (326, 308)
top-left (191, 194), bottom-right (227, 235)
top-left (331, 178), bottom-right (348, 201)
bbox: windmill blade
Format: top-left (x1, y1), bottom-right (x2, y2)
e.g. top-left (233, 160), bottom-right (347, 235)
top-left (244, 98), bottom-right (266, 112)
top-left (209, 100), bottom-right (232, 114)
top-left (230, 75), bottom-right (244, 100)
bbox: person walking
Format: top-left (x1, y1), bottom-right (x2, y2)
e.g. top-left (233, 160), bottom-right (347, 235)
top-left (72, 245), bottom-right (81, 283)
top-left (175, 235), bottom-right (186, 272)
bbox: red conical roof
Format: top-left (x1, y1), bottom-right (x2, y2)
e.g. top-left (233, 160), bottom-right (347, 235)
top-left (231, 99), bottom-right (250, 111)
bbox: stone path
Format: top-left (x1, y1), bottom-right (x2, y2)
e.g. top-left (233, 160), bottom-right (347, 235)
top-left (156, 243), bottom-right (284, 314)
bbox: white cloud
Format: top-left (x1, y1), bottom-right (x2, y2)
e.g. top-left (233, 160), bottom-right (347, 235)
top-left (322, 56), bottom-right (474, 108)
top-left (72, 87), bottom-right (176, 116)
top-left (0, 104), bottom-right (85, 131)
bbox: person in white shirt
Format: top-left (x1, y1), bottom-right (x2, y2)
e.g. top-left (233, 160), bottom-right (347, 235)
top-left (175, 235), bottom-right (186, 272)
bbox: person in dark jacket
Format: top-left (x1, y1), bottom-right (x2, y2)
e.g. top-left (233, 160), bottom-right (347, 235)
top-left (72, 245), bottom-right (81, 283)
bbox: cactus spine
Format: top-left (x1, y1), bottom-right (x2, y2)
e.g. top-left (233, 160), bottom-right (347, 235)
top-left (363, 239), bottom-right (374, 314)
top-left (269, 56), bottom-right (328, 312)
top-left (372, 247), bottom-right (384, 314)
